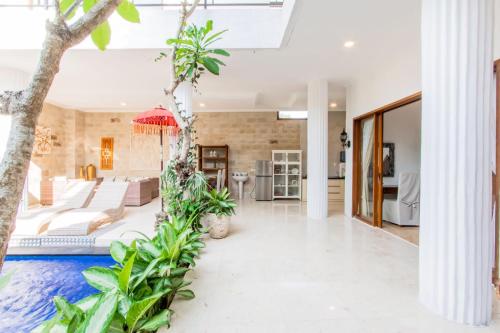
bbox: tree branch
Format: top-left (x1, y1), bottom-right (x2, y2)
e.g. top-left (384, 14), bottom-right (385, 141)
top-left (68, 0), bottom-right (122, 47)
top-left (166, 0), bottom-right (200, 95)
top-left (64, 0), bottom-right (83, 19)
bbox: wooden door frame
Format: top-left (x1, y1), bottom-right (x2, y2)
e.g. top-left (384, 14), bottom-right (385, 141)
top-left (352, 92), bottom-right (422, 227)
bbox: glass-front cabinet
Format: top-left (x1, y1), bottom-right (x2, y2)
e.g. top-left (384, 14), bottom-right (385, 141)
top-left (272, 150), bottom-right (302, 200)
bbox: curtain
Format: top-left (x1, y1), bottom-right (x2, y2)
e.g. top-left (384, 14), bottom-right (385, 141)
top-left (361, 118), bottom-right (374, 217)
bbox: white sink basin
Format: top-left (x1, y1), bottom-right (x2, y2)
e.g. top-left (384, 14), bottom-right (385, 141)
top-left (232, 173), bottom-right (249, 200)
top-left (232, 175), bottom-right (249, 182)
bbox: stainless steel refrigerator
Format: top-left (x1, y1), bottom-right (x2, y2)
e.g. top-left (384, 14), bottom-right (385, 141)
top-left (255, 160), bottom-right (273, 201)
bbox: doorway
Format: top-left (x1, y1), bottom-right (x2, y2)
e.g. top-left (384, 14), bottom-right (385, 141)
top-left (352, 93), bottom-right (421, 231)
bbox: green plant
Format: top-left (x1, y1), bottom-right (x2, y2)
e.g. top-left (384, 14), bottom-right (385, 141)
top-left (160, 20), bottom-right (230, 87)
top-left (204, 188), bottom-right (236, 217)
top-left (35, 213), bottom-right (204, 333)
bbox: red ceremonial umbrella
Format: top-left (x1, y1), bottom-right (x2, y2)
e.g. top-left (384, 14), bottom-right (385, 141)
top-left (131, 106), bottom-right (179, 172)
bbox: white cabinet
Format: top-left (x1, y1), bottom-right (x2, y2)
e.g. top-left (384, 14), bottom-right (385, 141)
top-left (272, 150), bottom-right (302, 200)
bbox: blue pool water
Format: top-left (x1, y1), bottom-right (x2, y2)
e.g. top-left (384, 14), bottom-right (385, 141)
top-left (0, 255), bottom-right (115, 333)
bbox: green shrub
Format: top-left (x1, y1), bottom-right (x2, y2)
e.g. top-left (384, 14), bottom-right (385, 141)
top-left (35, 213), bottom-right (204, 333)
top-left (204, 188), bottom-right (236, 217)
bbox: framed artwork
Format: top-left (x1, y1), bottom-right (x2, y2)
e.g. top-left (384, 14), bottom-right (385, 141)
top-left (100, 137), bottom-right (114, 170)
top-left (34, 126), bottom-right (52, 155)
top-left (382, 143), bottom-right (395, 177)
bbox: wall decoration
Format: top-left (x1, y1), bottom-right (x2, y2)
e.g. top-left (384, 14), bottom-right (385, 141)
top-left (383, 143), bottom-right (395, 177)
top-left (100, 137), bottom-right (114, 170)
top-left (34, 126), bottom-right (52, 155)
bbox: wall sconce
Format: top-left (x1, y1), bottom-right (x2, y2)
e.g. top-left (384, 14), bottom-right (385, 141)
top-left (340, 128), bottom-right (351, 148)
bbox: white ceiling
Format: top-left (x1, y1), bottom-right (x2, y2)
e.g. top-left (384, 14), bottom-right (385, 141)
top-left (0, 0), bottom-right (421, 113)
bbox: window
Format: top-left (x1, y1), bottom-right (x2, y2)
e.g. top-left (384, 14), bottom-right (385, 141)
top-left (277, 111), bottom-right (307, 120)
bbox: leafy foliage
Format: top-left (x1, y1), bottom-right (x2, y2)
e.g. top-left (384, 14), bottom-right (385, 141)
top-left (59, 0), bottom-right (140, 50)
top-left (33, 16), bottom-right (236, 333)
top-left (204, 188), bottom-right (236, 217)
top-left (35, 212), bottom-right (204, 333)
top-left (161, 20), bottom-right (230, 87)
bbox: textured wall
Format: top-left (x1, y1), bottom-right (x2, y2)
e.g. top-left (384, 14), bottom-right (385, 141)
top-left (82, 112), bottom-right (168, 178)
top-left (31, 103), bottom-right (79, 179)
top-left (194, 112), bottom-right (303, 196)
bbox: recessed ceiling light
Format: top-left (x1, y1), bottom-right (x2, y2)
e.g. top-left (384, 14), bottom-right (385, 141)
top-left (199, 103), bottom-right (206, 107)
top-left (344, 41), bottom-right (355, 48)
top-left (330, 102), bottom-right (338, 108)
top-left (120, 102), bottom-right (127, 107)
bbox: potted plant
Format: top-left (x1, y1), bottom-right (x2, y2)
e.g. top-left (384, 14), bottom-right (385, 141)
top-left (204, 188), bottom-right (236, 239)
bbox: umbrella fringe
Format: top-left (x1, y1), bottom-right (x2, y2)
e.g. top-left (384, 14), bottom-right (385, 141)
top-left (131, 123), bottom-right (180, 136)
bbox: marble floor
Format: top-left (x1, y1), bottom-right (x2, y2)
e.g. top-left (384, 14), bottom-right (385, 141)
top-left (163, 199), bottom-right (500, 333)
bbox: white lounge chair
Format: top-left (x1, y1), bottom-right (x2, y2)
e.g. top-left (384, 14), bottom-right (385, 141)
top-left (383, 172), bottom-right (420, 226)
top-left (47, 182), bottom-right (129, 236)
top-left (15, 181), bottom-right (96, 235)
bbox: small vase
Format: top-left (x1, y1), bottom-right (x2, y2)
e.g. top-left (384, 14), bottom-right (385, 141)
top-left (207, 214), bottom-right (230, 239)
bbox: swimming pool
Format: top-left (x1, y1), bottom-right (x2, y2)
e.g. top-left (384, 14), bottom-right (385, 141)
top-left (0, 255), bottom-right (115, 333)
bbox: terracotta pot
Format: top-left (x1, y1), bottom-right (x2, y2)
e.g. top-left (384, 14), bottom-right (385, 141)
top-left (207, 214), bottom-right (230, 239)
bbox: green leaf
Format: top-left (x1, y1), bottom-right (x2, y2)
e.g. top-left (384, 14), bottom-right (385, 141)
top-left (125, 294), bottom-right (163, 332)
top-left (0, 269), bottom-right (14, 291)
top-left (210, 49), bottom-right (230, 56)
top-left (205, 20), bottom-right (213, 32)
top-left (59, 0), bottom-right (77, 20)
top-left (139, 309), bottom-right (172, 331)
top-left (77, 293), bottom-right (119, 333)
top-left (170, 267), bottom-right (190, 277)
top-left (54, 296), bottom-right (83, 323)
top-left (200, 57), bottom-right (220, 75)
top-left (76, 294), bottom-right (101, 312)
top-left (116, 0), bottom-right (140, 23)
top-left (110, 241), bottom-right (129, 264)
top-left (177, 289), bottom-right (195, 300)
top-left (132, 257), bottom-right (163, 290)
top-left (91, 20), bottom-right (111, 51)
top-left (108, 315), bottom-right (126, 333)
top-left (82, 0), bottom-right (96, 13)
top-left (118, 252), bottom-right (136, 293)
top-left (82, 267), bottom-right (119, 292)
top-left (204, 29), bottom-right (228, 45)
top-left (139, 240), bottom-right (162, 258)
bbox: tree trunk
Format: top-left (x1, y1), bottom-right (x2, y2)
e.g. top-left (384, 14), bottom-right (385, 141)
top-left (0, 0), bottom-right (123, 270)
top-left (0, 34), bottom-right (66, 269)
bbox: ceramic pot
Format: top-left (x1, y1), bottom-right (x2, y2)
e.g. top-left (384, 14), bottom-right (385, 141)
top-left (207, 214), bottom-right (230, 239)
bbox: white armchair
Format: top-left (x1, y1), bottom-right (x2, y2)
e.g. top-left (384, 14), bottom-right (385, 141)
top-left (383, 172), bottom-right (420, 226)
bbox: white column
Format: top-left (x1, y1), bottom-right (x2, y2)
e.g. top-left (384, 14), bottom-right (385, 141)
top-left (420, 0), bottom-right (495, 325)
top-left (174, 81), bottom-right (193, 117)
top-left (170, 82), bottom-right (193, 159)
top-left (307, 79), bottom-right (329, 219)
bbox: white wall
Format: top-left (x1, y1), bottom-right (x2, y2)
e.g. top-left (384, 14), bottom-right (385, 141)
top-left (300, 111), bottom-right (347, 178)
top-left (344, 50), bottom-right (421, 216)
top-left (344, 1), bottom-right (500, 216)
top-left (382, 101), bottom-right (421, 186)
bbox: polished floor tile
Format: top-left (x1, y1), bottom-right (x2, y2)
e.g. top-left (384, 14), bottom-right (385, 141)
top-left (161, 199), bottom-right (500, 332)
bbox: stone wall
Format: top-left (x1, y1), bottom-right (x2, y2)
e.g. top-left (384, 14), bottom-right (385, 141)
top-left (25, 107), bottom-right (346, 202)
top-left (82, 112), bottom-right (168, 179)
top-left (28, 103), bottom-right (82, 204)
top-left (194, 112), bottom-right (304, 196)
